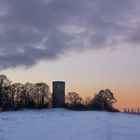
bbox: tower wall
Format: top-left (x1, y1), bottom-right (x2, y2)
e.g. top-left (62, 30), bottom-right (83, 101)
top-left (52, 81), bottom-right (65, 108)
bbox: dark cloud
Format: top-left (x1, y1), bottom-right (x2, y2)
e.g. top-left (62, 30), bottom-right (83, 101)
top-left (0, 0), bottom-right (140, 69)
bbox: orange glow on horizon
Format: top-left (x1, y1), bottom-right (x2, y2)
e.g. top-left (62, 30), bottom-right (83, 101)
top-left (67, 84), bottom-right (140, 110)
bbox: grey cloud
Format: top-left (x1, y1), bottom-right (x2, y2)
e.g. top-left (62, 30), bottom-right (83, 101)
top-left (0, 0), bottom-right (140, 69)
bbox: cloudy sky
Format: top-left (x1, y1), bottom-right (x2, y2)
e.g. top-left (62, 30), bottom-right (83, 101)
top-left (0, 0), bottom-right (140, 109)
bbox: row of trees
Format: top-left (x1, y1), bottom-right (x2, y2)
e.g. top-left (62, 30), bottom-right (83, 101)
top-left (66, 90), bottom-right (118, 112)
top-left (0, 75), bottom-right (118, 112)
top-left (0, 75), bottom-right (51, 111)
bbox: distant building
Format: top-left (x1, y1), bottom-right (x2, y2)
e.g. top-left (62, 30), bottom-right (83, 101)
top-left (52, 81), bottom-right (65, 108)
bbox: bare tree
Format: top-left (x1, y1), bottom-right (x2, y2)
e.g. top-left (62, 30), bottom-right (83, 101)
top-left (24, 83), bottom-right (36, 108)
top-left (34, 83), bottom-right (50, 109)
top-left (65, 92), bottom-right (83, 108)
top-left (10, 83), bottom-right (25, 110)
top-left (91, 89), bottom-right (117, 111)
top-left (0, 75), bottom-right (11, 110)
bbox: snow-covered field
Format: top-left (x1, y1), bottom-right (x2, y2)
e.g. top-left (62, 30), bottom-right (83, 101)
top-left (0, 109), bottom-right (140, 140)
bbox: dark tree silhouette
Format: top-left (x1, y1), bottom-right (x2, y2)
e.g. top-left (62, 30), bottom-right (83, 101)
top-left (34, 82), bottom-right (50, 109)
top-left (0, 75), bottom-right (51, 111)
top-left (24, 83), bottom-right (36, 108)
top-left (10, 83), bottom-right (25, 110)
top-left (91, 89), bottom-right (117, 111)
top-left (0, 75), bottom-right (11, 110)
top-left (65, 92), bottom-right (84, 110)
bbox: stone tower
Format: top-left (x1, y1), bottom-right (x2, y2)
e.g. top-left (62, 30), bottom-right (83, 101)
top-left (52, 81), bottom-right (65, 108)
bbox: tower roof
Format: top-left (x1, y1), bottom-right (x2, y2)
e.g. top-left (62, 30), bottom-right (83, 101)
top-left (53, 81), bottom-right (65, 83)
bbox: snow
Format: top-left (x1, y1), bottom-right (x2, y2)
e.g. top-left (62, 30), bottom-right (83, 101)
top-left (0, 109), bottom-right (140, 140)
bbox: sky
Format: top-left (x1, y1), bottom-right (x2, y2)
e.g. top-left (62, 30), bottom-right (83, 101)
top-left (0, 0), bottom-right (140, 109)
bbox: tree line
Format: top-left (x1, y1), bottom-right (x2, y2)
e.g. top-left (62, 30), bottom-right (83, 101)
top-left (66, 90), bottom-right (119, 112)
top-left (0, 75), bottom-right (51, 111)
top-left (0, 75), bottom-right (119, 112)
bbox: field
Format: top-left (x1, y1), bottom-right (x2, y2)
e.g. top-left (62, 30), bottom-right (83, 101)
top-left (0, 109), bottom-right (140, 140)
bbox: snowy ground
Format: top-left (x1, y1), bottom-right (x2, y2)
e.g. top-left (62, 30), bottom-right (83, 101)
top-left (0, 109), bottom-right (140, 140)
